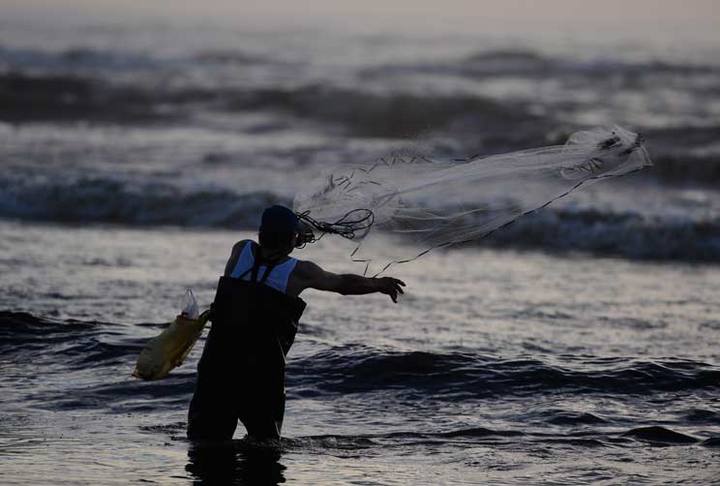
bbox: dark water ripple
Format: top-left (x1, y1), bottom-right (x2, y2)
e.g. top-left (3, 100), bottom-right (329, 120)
top-left (2, 312), bottom-right (719, 405)
top-left (0, 311), bottom-right (142, 360)
top-left (165, 425), bottom-right (720, 451)
top-left (289, 346), bottom-right (720, 398)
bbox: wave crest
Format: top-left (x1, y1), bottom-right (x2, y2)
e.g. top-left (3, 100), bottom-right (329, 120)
top-left (0, 176), bottom-right (282, 227)
top-left (289, 346), bottom-right (720, 397)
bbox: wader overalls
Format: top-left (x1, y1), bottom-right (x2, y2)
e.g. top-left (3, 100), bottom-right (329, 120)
top-left (187, 242), bottom-right (306, 441)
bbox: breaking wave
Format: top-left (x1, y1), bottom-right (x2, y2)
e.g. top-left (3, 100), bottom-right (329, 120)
top-left (362, 48), bottom-right (720, 79)
top-left (481, 207), bottom-right (720, 262)
top-left (0, 175), bottom-right (718, 262)
top-left (0, 176), bottom-right (283, 228)
top-left (0, 70), bottom-right (543, 140)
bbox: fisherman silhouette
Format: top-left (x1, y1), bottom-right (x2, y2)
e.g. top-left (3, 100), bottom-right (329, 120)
top-left (187, 205), bottom-right (405, 441)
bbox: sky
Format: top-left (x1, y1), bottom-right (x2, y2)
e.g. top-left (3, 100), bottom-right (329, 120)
top-left (0, 0), bottom-right (717, 27)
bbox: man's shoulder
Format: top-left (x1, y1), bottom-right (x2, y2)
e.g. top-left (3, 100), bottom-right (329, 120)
top-left (232, 239), bottom-right (254, 251)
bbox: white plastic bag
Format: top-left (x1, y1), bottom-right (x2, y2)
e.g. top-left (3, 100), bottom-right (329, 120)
top-left (181, 288), bottom-right (199, 320)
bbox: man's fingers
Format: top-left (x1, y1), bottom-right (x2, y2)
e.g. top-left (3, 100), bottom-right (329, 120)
top-left (378, 277), bottom-right (405, 303)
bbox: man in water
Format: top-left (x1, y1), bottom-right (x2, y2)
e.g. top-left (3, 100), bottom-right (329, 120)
top-left (187, 205), bottom-right (405, 442)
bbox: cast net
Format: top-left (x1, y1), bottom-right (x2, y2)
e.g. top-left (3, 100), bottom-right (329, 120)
top-left (294, 126), bottom-right (651, 275)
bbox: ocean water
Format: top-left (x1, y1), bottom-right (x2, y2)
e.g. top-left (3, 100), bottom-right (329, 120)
top-left (1, 11), bottom-right (719, 485)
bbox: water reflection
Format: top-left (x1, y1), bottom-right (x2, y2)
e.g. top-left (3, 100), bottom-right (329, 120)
top-left (186, 440), bottom-right (286, 485)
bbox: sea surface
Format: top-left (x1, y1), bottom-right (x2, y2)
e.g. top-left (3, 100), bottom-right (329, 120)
top-left (1, 11), bottom-right (719, 485)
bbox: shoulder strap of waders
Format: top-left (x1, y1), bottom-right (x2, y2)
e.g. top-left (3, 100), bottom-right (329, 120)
top-left (237, 241), bottom-right (255, 280)
top-left (239, 242), bottom-right (278, 285)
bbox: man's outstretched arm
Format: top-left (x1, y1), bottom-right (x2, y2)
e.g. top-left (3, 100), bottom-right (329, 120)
top-left (294, 261), bottom-right (406, 303)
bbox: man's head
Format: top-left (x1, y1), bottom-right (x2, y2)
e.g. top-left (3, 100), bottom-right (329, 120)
top-left (258, 205), bottom-right (300, 254)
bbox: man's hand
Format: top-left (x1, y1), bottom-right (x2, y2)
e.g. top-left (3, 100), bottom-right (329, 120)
top-left (374, 277), bottom-right (406, 303)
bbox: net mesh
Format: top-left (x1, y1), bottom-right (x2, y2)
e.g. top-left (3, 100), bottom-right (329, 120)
top-left (294, 125), bottom-right (652, 275)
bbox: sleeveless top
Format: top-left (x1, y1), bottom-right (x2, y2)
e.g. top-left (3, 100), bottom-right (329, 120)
top-left (230, 241), bottom-right (298, 294)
